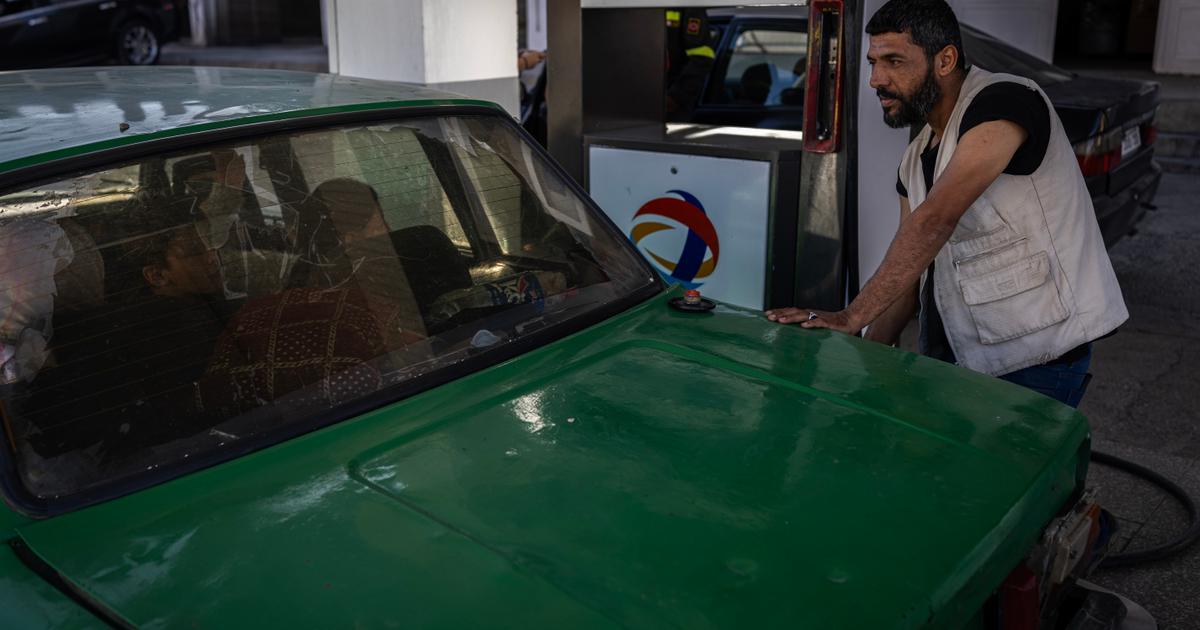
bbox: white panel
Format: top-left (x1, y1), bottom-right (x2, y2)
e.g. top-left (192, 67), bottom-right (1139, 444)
top-left (950, 1), bottom-right (1057, 62)
top-left (588, 147), bottom-right (772, 310)
top-left (857, 0), bottom-right (914, 289)
top-left (423, 0), bottom-right (519, 84)
top-left (331, 0), bottom-right (426, 83)
top-left (327, 0), bottom-right (519, 113)
top-left (1155, 0), bottom-right (1200, 75)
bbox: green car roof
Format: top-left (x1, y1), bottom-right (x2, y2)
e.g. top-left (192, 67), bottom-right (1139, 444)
top-left (0, 66), bottom-right (499, 175)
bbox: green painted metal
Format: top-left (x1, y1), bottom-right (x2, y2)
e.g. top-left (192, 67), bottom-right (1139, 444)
top-left (5, 293), bottom-right (1089, 629)
top-left (0, 67), bottom-right (499, 175)
top-left (0, 69), bottom-right (1088, 624)
top-left (0, 544), bottom-right (105, 629)
top-left (0, 509), bottom-right (30, 536)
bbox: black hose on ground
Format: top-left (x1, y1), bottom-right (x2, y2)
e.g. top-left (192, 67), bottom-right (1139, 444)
top-left (1091, 449), bottom-right (1200, 569)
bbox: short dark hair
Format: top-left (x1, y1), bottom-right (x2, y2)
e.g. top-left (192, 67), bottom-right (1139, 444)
top-left (125, 225), bottom-right (191, 272)
top-left (866, 0), bottom-right (967, 71)
top-left (310, 178), bottom-right (384, 235)
top-left (119, 197), bottom-right (195, 283)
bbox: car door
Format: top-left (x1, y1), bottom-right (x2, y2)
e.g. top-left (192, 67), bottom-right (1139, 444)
top-left (41, 0), bottom-right (111, 64)
top-left (688, 18), bottom-right (808, 130)
top-left (0, 0), bottom-right (57, 69)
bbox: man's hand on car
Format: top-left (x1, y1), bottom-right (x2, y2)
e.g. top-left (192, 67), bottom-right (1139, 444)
top-left (765, 120), bottom-right (1024, 340)
top-left (764, 307), bottom-right (864, 335)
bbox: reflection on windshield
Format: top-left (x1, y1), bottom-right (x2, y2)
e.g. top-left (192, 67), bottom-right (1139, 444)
top-left (0, 114), bottom-right (653, 502)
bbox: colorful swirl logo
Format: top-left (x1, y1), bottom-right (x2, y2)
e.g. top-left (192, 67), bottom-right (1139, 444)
top-left (630, 190), bottom-right (720, 288)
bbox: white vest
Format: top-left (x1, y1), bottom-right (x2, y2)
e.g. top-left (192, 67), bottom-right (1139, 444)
top-left (899, 67), bottom-right (1128, 376)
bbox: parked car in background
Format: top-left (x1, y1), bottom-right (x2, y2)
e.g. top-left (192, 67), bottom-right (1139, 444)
top-left (682, 7), bottom-right (1162, 247)
top-left (0, 0), bottom-right (180, 69)
top-left (0, 67), bottom-right (1141, 628)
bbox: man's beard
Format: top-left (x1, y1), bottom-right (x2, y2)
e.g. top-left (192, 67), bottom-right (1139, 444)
top-left (879, 68), bottom-right (941, 129)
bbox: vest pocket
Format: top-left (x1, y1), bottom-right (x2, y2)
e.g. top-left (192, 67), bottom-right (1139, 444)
top-left (950, 194), bottom-right (1010, 241)
top-left (958, 251), bottom-right (1068, 344)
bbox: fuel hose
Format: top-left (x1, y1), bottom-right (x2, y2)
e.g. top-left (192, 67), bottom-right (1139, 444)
top-left (1091, 449), bottom-right (1200, 568)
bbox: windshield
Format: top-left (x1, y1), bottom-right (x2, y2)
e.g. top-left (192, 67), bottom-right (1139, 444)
top-left (0, 114), bottom-right (655, 504)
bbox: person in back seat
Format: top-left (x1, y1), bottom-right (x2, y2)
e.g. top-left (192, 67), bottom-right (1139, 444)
top-left (303, 178), bottom-right (427, 348)
top-left (115, 223), bottom-right (229, 450)
top-left (192, 179), bottom-right (431, 423)
top-left (738, 63), bottom-right (773, 105)
top-left (22, 220), bottom-right (228, 459)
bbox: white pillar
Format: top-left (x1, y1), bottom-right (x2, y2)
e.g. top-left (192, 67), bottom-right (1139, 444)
top-left (1154, 0), bottom-right (1200, 75)
top-left (320, 0), bottom-right (330, 48)
top-left (525, 0), bottom-right (548, 51)
top-left (327, 0), bottom-right (520, 116)
top-left (188, 0), bottom-right (217, 46)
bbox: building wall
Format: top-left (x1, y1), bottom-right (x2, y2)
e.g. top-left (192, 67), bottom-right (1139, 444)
top-left (325, 0), bottom-right (520, 115)
top-left (948, 0), bottom-right (1058, 62)
top-left (1155, 0), bottom-right (1200, 74)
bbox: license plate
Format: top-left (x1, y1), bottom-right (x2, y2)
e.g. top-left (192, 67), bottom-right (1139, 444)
top-left (1121, 127), bottom-right (1141, 158)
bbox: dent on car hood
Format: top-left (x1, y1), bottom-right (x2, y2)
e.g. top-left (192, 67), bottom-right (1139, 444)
top-left (13, 294), bottom-right (1088, 629)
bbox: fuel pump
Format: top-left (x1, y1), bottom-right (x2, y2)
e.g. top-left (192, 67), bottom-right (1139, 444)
top-left (549, 0), bottom-right (857, 312)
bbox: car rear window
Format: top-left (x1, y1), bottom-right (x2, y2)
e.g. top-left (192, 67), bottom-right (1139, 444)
top-left (0, 114), bottom-right (654, 505)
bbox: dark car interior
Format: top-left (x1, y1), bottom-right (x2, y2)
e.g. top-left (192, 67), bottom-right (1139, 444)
top-left (0, 115), bottom-right (647, 501)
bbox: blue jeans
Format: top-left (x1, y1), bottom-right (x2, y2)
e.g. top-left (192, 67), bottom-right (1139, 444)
top-left (999, 344), bottom-right (1093, 408)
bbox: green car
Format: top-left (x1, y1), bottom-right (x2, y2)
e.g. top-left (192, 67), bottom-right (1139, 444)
top-left (0, 67), bottom-right (1108, 629)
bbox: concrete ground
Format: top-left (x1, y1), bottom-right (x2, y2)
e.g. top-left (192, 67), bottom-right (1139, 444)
top-left (1080, 171), bottom-right (1200, 628)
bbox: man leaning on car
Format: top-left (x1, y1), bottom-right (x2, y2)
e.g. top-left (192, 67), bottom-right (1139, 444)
top-left (766, 0), bottom-right (1127, 408)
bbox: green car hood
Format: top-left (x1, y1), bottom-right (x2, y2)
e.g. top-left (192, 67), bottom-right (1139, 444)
top-left (13, 294), bottom-right (1088, 629)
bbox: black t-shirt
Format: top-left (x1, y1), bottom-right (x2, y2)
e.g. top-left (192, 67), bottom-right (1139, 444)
top-left (895, 82), bottom-right (1058, 368)
top-left (896, 81), bottom-right (1050, 198)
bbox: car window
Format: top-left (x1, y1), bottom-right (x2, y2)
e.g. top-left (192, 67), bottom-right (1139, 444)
top-left (290, 124), bottom-right (471, 249)
top-left (705, 27), bottom-right (808, 107)
top-left (0, 114), bottom-right (654, 505)
top-left (961, 25), bottom-right (1074, 87)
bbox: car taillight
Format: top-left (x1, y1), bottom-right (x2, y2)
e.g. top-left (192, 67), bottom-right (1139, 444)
top-left (1073, 127), bottom-right (1122, 177)
top-left (1141, 123), bottom-right (1157, 147)
top-left (998, 564), bottom-right (1040, 630)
